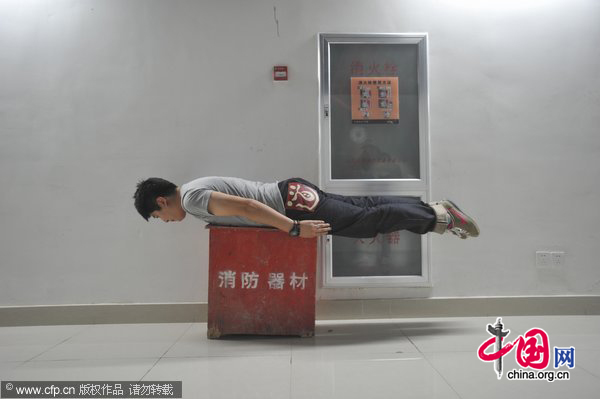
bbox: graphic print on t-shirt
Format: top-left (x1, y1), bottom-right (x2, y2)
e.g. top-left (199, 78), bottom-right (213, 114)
top-left (285, 182), bottom-right (320, 212)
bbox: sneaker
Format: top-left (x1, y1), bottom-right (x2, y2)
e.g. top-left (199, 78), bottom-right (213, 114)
top-left (439, 200), bottom-right (480, 239)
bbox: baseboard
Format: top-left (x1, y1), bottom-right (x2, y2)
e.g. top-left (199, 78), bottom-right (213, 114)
top-left (1, 296), bottom-right (598, 327)
top-left (0, 303), bottom-right (205, 327)
top-left (315, 296), bottom-right (600, 320)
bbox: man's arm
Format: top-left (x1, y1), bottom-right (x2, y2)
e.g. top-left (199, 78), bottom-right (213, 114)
top-left (207, 191), bottom-right (330, 238)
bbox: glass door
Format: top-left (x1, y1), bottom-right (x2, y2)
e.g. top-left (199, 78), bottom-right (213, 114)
top-left (318, 33), bottom-right (431, 288)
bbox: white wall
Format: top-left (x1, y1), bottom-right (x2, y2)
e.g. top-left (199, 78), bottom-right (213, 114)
top-left (1, 0), bottom-right (598, 306)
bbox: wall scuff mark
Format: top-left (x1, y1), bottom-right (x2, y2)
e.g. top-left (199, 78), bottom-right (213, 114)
top-left (273, 6), bottom-right (280, 37)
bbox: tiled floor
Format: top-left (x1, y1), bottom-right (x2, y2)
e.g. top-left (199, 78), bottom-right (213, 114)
top-left (1, 316), bottom-right (599, 398)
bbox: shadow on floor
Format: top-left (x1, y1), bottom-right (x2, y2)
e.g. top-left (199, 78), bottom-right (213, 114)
top-left (209, 319), bottom-right (475, 347)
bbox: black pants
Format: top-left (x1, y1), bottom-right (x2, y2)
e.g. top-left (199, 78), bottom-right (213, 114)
top-left (278, 177), bottom-right (436, 238)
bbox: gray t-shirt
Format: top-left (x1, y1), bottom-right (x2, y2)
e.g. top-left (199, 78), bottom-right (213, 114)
top-left (180, 176), bottom-right (285, 227)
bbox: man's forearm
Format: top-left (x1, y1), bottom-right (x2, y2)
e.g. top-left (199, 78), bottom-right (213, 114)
top-left (242, 199), bottom-right (295, 233)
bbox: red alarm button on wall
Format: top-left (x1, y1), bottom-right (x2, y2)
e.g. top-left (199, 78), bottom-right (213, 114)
top-left (273, 66), bottom-right (288, 81)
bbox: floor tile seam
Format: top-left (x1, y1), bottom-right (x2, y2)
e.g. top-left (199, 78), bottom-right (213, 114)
top-left (419, 350), bottom-right (480, 354)
top-left (2, 360), bottom-right (28, 370)
top-left (289, 350), bottom-right (424, 358)
top-left (289, 353), bottom-right (293, 399)
top-left (163, 323), bottom-right (195, 355)
top-left (421, 352), bottom-right (466, 399)
top-left (399, 329), bottom-right (424, 354)
top-left (20, 357), bottom-right (163, 363)
top-left (4, 325), bottom-right (94, 362)
top-left (20, 346), bottom-right (188, 362)
top-left (161, 354), bottom-right (293, 360)
top-left (575, 364), bottom-right (600, 380)
top-left (21, 329), bottom-right (90, 364)
top-left (17, 354), bottom-right (294, 362)
top-left (386, 329), bottom-right (448, 361)
top-left (70, 323), bottom-right (194, 342)
top-left (140, 323), bottom-right (194, 382)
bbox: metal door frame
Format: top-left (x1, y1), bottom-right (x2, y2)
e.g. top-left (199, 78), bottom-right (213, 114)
top-left (318, 33), bottom-right (431, 289)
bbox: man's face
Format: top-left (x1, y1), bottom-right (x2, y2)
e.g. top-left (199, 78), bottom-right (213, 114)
top-left (150, 196), bottom-right (186, 223)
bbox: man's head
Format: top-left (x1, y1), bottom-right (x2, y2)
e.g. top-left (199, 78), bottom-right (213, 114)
top-left (133, 177), bottom-right (187, 222)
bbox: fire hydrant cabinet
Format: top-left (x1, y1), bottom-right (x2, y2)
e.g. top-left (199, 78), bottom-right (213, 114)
top-left (206, 225), bottom-right (317, 339)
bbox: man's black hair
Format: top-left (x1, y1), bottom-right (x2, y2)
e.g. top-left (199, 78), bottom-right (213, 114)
top-left (133, 177), bottom-right (177, 221)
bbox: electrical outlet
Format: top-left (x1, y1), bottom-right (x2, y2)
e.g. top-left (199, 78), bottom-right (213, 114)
top-left (551, 251), bottom-right (565, 266)
top-left (536, 251), bottom-right (551, 267)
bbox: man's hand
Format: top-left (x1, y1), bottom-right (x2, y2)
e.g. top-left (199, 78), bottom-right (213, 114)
top-left (207, 192), bottom-right (332, 237)
top-left (299, 220), bottom-right (331, 238)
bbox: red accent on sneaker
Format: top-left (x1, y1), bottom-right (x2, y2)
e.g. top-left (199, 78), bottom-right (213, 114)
top-left (449, 208), bottom-right (467, 225)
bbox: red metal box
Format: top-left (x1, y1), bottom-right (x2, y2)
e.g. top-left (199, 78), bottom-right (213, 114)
top-left (206, 225), bottom-right (317, 339)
